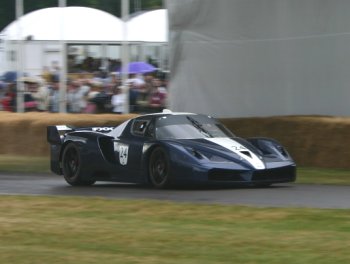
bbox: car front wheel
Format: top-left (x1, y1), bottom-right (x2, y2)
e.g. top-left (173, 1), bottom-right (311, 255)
top-left (149, 147), bottom-right (171, 189)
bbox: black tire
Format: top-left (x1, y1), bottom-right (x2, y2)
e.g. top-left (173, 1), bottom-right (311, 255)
top-left (149, 147), bottom-right (171, 189)
top-left (62, 143), bottom-right (95, 186)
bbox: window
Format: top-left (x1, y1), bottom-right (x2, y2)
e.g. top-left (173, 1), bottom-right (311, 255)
top-left (132, 120), bottom-right (150, 136)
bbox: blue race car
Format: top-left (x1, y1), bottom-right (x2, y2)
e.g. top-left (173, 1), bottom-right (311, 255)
top-left (47, 110), bottom-right (296, 188)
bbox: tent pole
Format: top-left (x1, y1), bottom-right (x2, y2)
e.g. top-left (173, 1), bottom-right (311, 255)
top-left (15, 0), bottom-right (24, 113)
top-left (121, 0), bottom-right (130, 114)
top-left (58, 0), bottom-right (67, 113)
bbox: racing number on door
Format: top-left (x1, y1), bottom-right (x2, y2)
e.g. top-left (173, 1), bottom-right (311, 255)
top-left (119, 144), bottom-right (129, 165)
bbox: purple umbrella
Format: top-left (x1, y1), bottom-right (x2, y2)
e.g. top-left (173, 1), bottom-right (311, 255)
top-left (122, 61), bottom-right (157, 74)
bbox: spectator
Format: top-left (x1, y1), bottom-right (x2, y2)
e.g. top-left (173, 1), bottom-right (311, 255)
top-left (67, 80), bottom-right (83, 113)
top-left (41, 66), bottom-right (52, 84)
top-left (79, 79), bottom-right (91, 112)
top-left (111, 87), bottom-right (125, 114)
top-left (85, 81), bottom-right (111, 113)
top-left (92, 83), bottom-right (111, 114)
top-left (50, 61), bottom-right (60, 77)
top-left (125, 73), bottom-right (145, 88)
top-left (85, 81), bottom-right (99, 113)
top-left (143, 73), bottom-right (154, 100)
top-left (149, 78), bottom-right (167, 112)
top-left (108, 72), bottom-right (121, 87)
top-left (129, 82), bottom-right (139, 113)
top-left (0, 82), bottom-right (6, 111)
top-left (48, 75), bottom-right (60, 112)
top-left (20, 77), bottom-right (38, 111)
top-left (1, 82), bottom-right (16, 112)
top-left (29, 77), bottom-right (50, 112)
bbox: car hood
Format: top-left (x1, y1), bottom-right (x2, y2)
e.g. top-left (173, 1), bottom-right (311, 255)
top-left (165, 137), bottom-right (266, 170)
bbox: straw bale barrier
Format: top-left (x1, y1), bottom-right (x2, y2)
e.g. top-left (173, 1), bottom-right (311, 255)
top-left (222, 116), bottom-right (350, 169)
top-left (0, 112), bottom-right (349, 168)
top-left (0, 112), bottom-right (136, 157)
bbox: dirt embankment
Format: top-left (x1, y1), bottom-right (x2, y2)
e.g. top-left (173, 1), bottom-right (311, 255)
top-left (1, 112), bottom-right (349, 168)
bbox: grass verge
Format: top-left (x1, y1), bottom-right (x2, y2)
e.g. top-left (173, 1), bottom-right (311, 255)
top-left (0, 155), bottom-right (50, 174)
top-left (297, 167), bottom-right (350, 185)
top-left (0, 196), bottom-right (350, 264)
top-left (1, 155), bottom-right (350, 185)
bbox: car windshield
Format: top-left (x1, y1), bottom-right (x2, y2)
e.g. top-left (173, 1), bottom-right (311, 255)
top-left (155, 115), bottom-right (234, 140)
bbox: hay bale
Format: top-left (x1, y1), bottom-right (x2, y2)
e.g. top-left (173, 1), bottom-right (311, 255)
top-left (1, 112), bottom-right (350, 168)
top-left (221, 116), bottom-right (350, 168)
top-left (0, 112), bottom-right (136, 156)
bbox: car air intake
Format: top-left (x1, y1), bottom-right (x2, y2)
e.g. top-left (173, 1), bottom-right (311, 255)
top-left (252, 166), bottom-right (296, 182)
top-left (208, 169), bottom-right (245, 181)
top-left (98, 137), bottom-right (116, 163)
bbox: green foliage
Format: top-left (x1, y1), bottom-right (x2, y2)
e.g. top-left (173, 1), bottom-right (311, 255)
top-left (0, 0), bottom-right (16, 30)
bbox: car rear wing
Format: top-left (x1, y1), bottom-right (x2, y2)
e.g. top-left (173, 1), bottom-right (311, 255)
top-left (47, 125), bottom-right (74, 145)
top-left (47, 125), bottom-right (115, 145)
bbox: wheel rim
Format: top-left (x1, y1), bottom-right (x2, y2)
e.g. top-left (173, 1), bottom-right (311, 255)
top-left (64, 147), bottom-right (79, 179)
top-left (151, 150), bottom-right (168, 186)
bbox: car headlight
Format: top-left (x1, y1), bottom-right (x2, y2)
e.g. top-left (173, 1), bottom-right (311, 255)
top-left (264, 141), bottom-right (290, 159)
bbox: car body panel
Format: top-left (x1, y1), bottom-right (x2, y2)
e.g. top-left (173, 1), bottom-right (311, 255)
top-left (47, 111), bottom-right (296, 186)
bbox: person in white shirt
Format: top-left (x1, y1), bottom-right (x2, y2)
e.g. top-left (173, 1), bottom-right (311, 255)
top-left (26, 77), bottom-right (50, 111)
top-left (111, 86), bottom-right (126, 114)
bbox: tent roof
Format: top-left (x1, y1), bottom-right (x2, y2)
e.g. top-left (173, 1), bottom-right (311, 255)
top-left (0, 7), bottom-right (168, 43)
top-left (126, 9), bottom-right (168, 42)
top-left (1, 6), bottom-right (124, 41)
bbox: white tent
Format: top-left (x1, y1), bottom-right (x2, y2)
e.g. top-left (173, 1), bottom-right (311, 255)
top-left (126, 9), bottom-right (168, 42)
top-left (1, 7), bottom-right (168, 43)
top-left (1, 6), bottom-right (123, 41)
top-left (0, 7), bottom-right (169, 76)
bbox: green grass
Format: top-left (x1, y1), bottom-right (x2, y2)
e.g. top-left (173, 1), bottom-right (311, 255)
top-left (297, 167), bottom-right (350, 185)
top-left (1, 155), bottom-right (350, 185)
top-left (0, 155), bottom-right (50, 174)
top-left (0, 196), bottom-right (349, 264)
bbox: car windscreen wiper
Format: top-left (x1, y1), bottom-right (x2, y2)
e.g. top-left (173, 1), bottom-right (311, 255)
top-left (186, 116), bottom-right (213, 138)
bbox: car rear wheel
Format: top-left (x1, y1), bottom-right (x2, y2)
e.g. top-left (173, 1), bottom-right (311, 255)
top-left (149, 147), bottom-right (171, 189)
top-left (62, 143), bottom-right (95, 186)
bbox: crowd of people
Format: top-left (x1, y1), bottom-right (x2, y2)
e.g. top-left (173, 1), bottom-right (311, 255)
top-left (0, 70), bottom-right (168, 114)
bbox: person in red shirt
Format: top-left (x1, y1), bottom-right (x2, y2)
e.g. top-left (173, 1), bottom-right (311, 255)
top-left (149, 78), bottom-right (167, 111)
top-left (1, 83), bottom-right (16, 112)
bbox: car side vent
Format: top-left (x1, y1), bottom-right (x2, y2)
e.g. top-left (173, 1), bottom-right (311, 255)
top-left (98, 137), bottom-right (116, 164)
top-left (240, 151), bottom-right (252, 158)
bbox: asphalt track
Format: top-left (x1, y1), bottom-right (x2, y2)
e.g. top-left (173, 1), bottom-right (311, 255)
top-left (1, 173), bottom-right (350, 209)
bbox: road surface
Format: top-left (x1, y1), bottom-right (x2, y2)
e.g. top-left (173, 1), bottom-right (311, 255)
top-left (1, 173), bottom-right (349, 208)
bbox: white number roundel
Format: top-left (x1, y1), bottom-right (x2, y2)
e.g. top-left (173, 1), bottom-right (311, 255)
top-left (119, 144), bottom-right (129, 165)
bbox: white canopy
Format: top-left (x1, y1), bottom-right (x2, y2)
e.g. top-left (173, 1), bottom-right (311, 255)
top-left (1, 6), bottom-right (124, 41)
top-left (126, 9), bottom-right (168, 42)
top-left (1, 7), bottom-right (168, 43)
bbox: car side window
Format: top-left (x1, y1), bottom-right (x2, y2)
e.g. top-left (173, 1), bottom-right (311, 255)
top-left (132, 120), bottom-right (150, 136)
top-left (144, 121), bottom-right (155, 139)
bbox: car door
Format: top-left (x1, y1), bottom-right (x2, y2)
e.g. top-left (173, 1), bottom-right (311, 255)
top-left (113, 117), bottom-right (153, 179)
